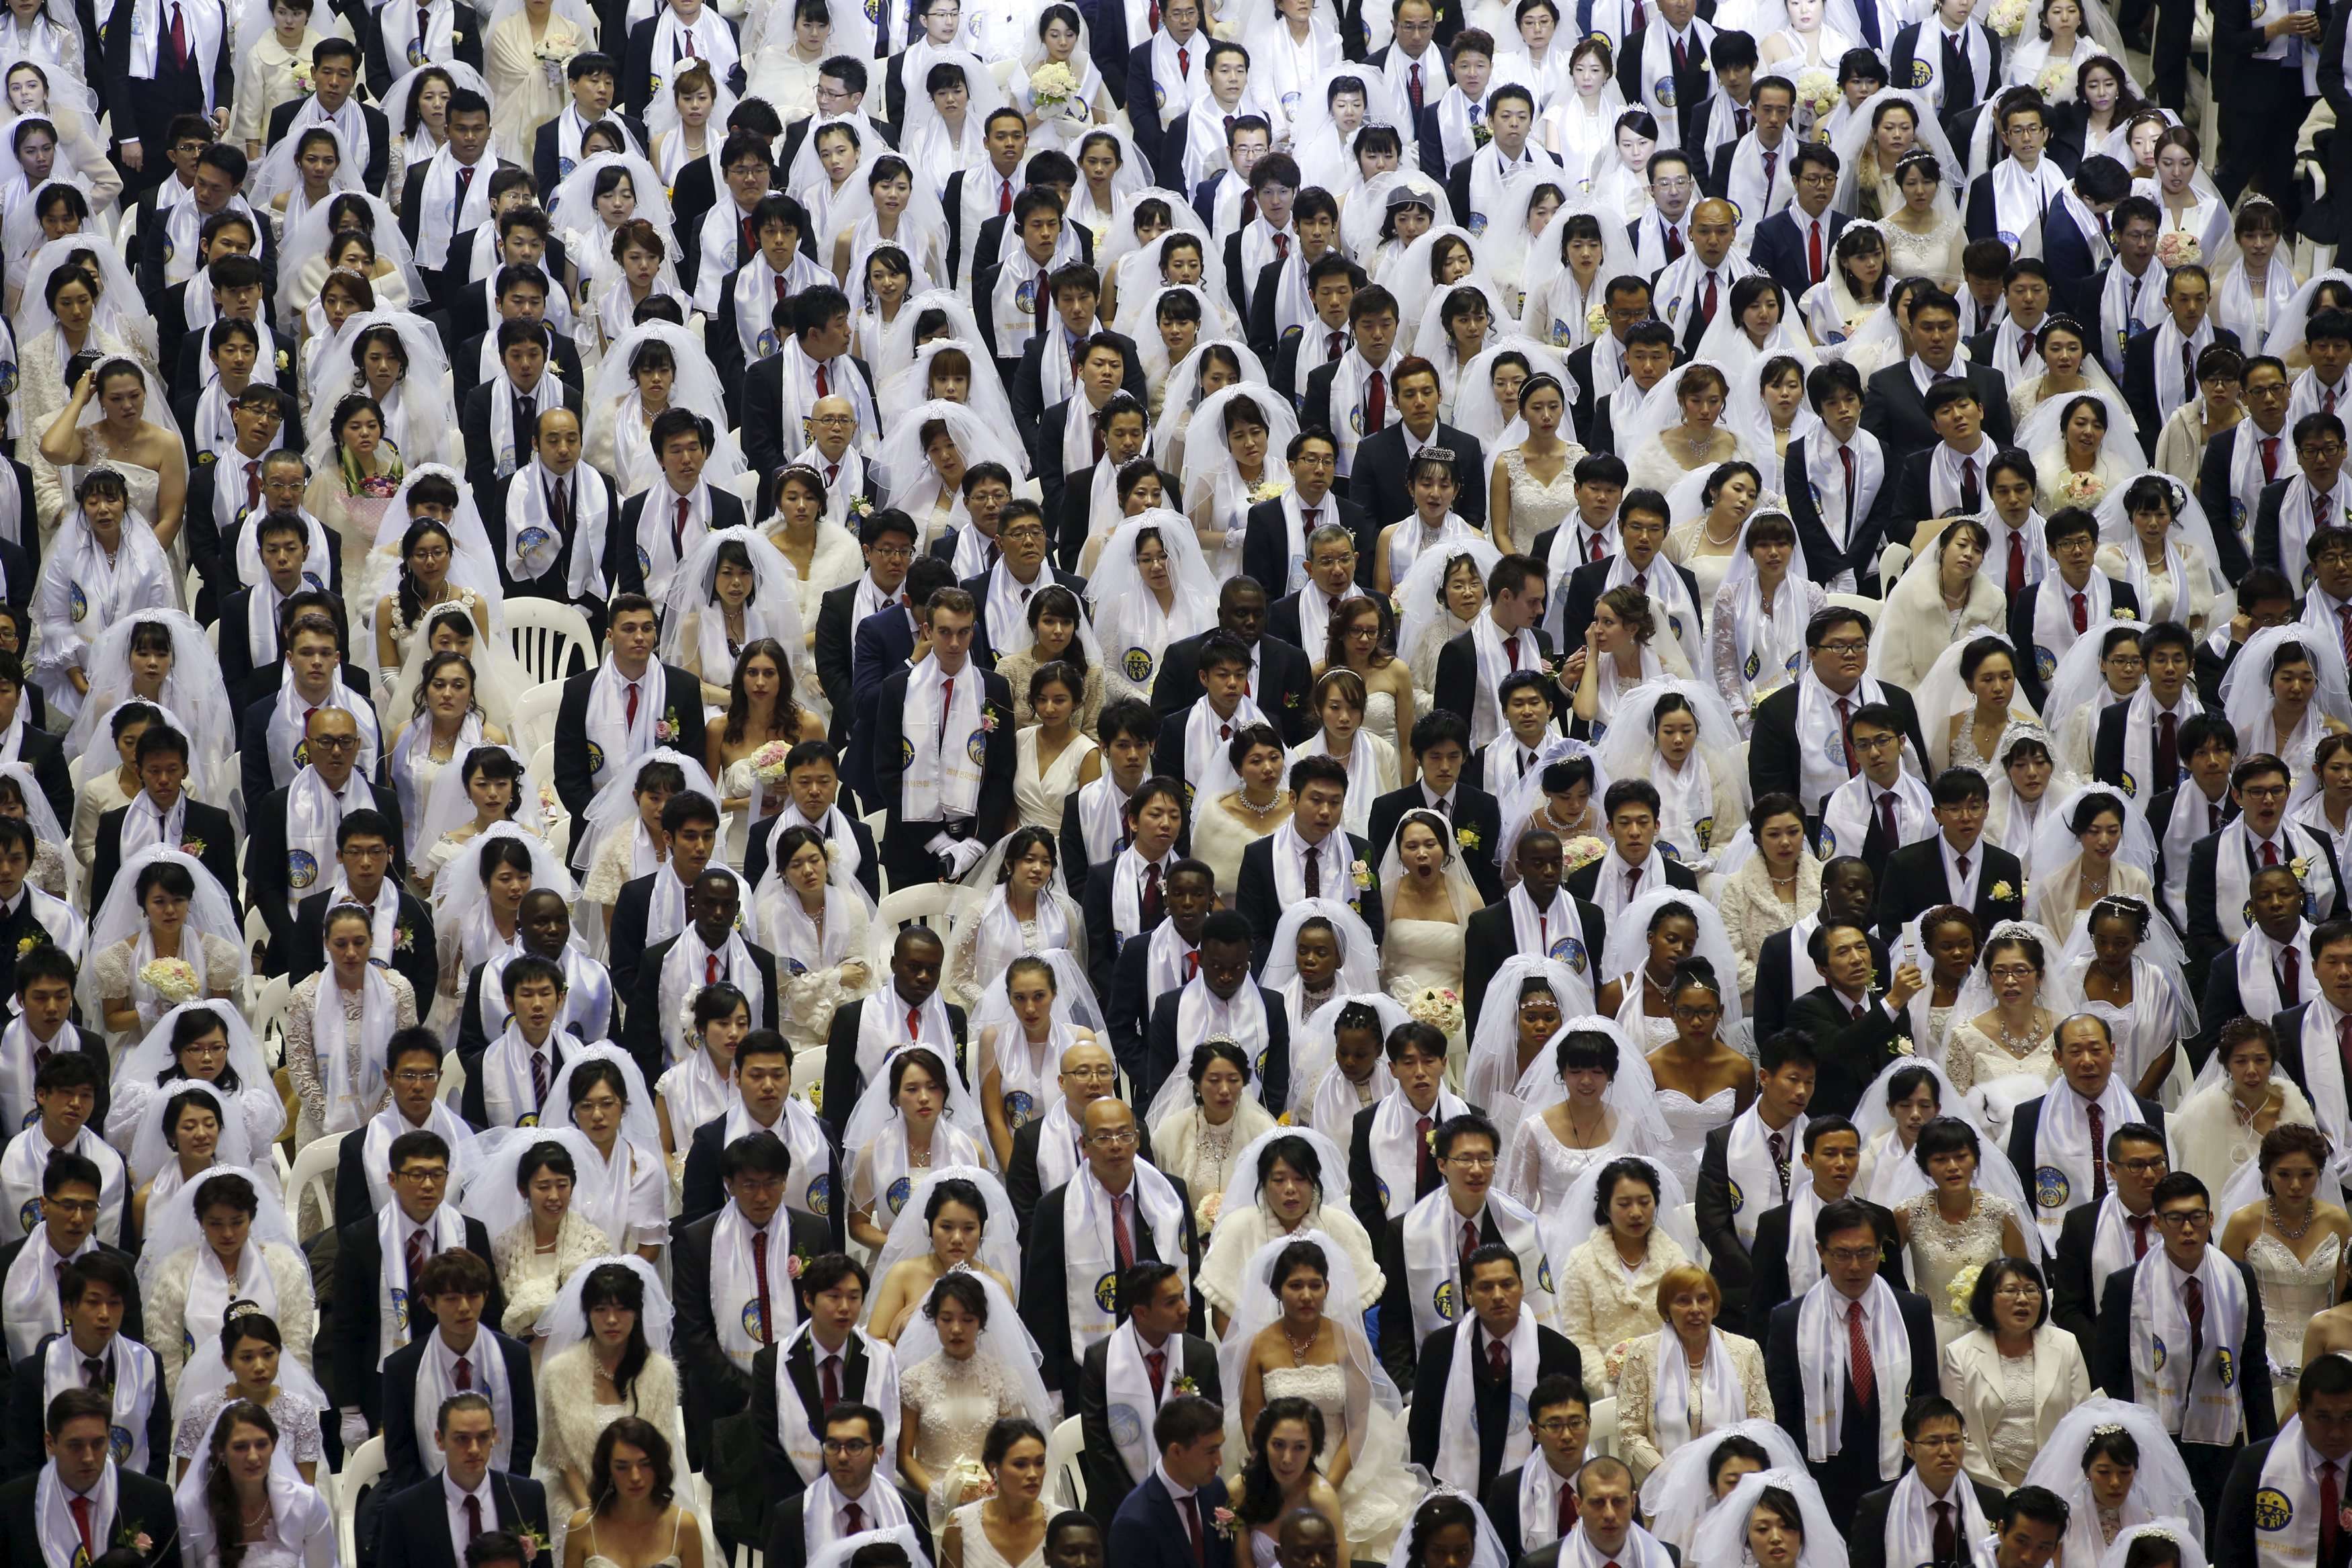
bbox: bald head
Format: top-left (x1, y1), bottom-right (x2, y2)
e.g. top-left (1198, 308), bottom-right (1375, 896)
top-left (810, 394), bottom-right (857, 457)
top-left (1690, 199), bottom-right (1739, 265)
top-left (1058, 1041), bottom-right (1116, 1111)
top-left (305, 704), bottom-right (360, 785)
top-left (1081, 1094), bottom-right (1138, 1185)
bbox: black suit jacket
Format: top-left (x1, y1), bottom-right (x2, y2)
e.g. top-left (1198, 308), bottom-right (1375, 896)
top-left (750, 1326), bottom-right (896, 1504)
top-left (1241, 492), bottom-right (1371, 599)
top-left (1555, 555), bottom-right (1706, 660)
top-left (620, 10), bottom-right (743, 111)
top-left (1367, 784), bottom-right (1507, 906)
top-left (610, 486), bottom-right (751, 599)
top-left (618, 932), bottom-right (782, 1088)
top-left (2189, 828), bottom-right (2350, 979)
top-left (1076, 1331), bottom-right (1221, 1524)
top-left (1233, 832), bottom-right (1382, 975)
top-left (379, 1327), bottom-right (536, 1491)
top-left (87, 799), bottom-right (237, 926)
top-left (1140, 982), bottom-right (1292, 1115)
top-left (1351, 424), bottom-right (1488, 542)
top-left (1406, 1320), bottom-right (1581, 1491)
top-left (327, 1212), bottom-right (505, 1424)
top-left (0, 1465), bottom-right (178, 1568)
top-left (1783, 984), bottom-right (1911, 1120)
top-left (2094, 1257), bottom-right (2277, 1436)
top-left (1017, 1173), bottom-right (1202, 1392)
top-left (1848, 1477), bottom-right (2011, 1568)
top-left (2048, 1194), bottom-right (2147, 1359)
top-left (739, 349), bottom-right (879, 481)
top-left (275, 883), bottom-right (435, 1009)
top-left (1744, 1196), bottom-right (1906, 1340)
top-left (246, 779), bottom-right (407, 973)
top-left (1011, 328), bottom-right (1150, 462)
top-left (818, 995), bottom-right (971, 1143)
top-left (957, 565), bottom-right (1089, 668)
top-left (375, 1470), bottom-right (550, 1568)
top-left (265, 95), bottom-right (393, 190)
top-left (1145, 631), bottom-right (1317, 744)
top-left (2124, 324), bottom-right (2244, 455)
top-left (2005, 1092), bottom-right (2167, 1219)
top-left (675, 1110), bottom-right (845, 1244)
top-left (2, 1333), bottom-right (169, 1481)
top-left (742, 809), bottom-right (880, 907)
top-left (762, 1484), bottom-right (933, 1568)
top-left (1615, 24), bottom-right (1711, 128)
top-left (1860, 359), bottom-right (2017, 471)
top-left (1458, 892), bottom-right (1602, 1029)
top-left (1871, 836), bottom-right (2025, 943)
top-left (1781, 432), bottom-right (1895, 596)
top-left (1006, 1108), bottom-right (1158, 1246)
top-left (550, 662), bottom-right (708, 861)
top-left (457, 374), bottom-right (583, 497)
top-left (1749, 206), bottom-right (1849, 300)
top-left (867, 664), bottom-right (1017, 880)
top-left (669, 1204), bottom-right (832, 1470)
top-left (2195, 425), bottom-right (2273, 586)
top-left (2009, 575), bottom-right (2142, 711)
top-left (1563, 857), bottom-right (1699, 906)
top-left (1766, 1287), bottom-right (1939, 1487)
top-left (1432, 623), bottom-right (1553, 741)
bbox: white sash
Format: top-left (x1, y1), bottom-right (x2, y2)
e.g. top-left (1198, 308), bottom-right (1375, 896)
top-left (33, 1460), bottom-right (116, 1568)
top-left (1795, 1274), bottom-right (1909, 1473)
top-left (1366, 1085), bottom-right (1466, 1216)
top-left (34, 1336), bottom-right (153, 1473)
top-left (1062, 1165), bottom-right (1188, 1358)
top-left (1400, 1184), bottom-right (1552, 1342)
top-left (374, 1201), bottom-right (466, 1366)
top-left (1432, 1304), bottom-right (1536, 1489)
top-left (2128, 1242), bottom-right (2249, 1445)
top-left (1101, 1317), bottom-right (1183, 1483)
top-left (278, 765), bottom-right (374, 916)
top-left (900, 658), bottom-right (986, 823)
top-left (2028, 1074), bottom-right (2147, 1236)
top-left (771, 1323), bottom-right (899, 1482)
top-left (410, 1326), bottom-right (513, 1473)
top-left (2257, 1418), bottom-right (2330, 1568)
top-left (1884, 1464), bottom-right (1997, 1568)
top-left (414, 147), bottom-right (495, 271)
top-left (1722, 1105), bottom-right (1804, 1247)
top-left (1648, 1323), bottom-right (1749, 1453)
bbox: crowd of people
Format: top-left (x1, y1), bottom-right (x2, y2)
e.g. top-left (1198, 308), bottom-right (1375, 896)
top-left (7, 0), bottom-right (2352, 1555)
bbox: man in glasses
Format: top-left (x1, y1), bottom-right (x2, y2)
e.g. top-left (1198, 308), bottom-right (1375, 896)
top-left (1019, 1097), bottom-right (1201, 1401)
top-left (2049, 1117), bottom-right (2167, 1360)
top-left (2095, 1168), bottom-right (2275, 1521)
top-left (1765, 1197), bottom-right (1937, 1524)
top-left (333, 1027), bottom-right (477, 1231)
top-left (2205, 357), bottom-right (2295, 562)
top-left (1006, 1040), bottom-right (1157, 1241)
top-left (245, 700), bottom-right (403, 973)
top-left (961, 494), bottom-right (1087, 669)
top-left (1480, 1377), bottom-right (1591, 1561)
top-left (2006, 1016), bottom-right (2167, 1261)
top-left (1748, 606), bottom-right (1929, 832)
top-left (1847, 1395), bottom-right (2008, 1568)
top-left (2252, 410), bottom-right (2352, 584)
top-left (761, 1401), bottom-right (931, 1568)
top-left (2186, 753), bottom-right (2347, 980)
top-left (1871, 767), bottom-right (2023, 945)
top-left (1376, 1112), bottom-right (1556, 1397)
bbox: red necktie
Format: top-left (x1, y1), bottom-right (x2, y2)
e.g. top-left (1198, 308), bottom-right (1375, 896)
top-left (244, 460), bottom-right (261, 510)
top-left (463, 1496), bottom-right (483, 1545)
top-left (1147, 0), bottom-right (1158, 29)
top-left (68, 1497), bottom-right (91, 1559)
top-left (1363, 369), bottom-right (1386, 431)
top-left (31, 1041), bottom-right (49, 1070)
top-left (1556, 1486), bottom-right (1579, 1538)
top-left (1699, 271), bottom-right (1719, 326)
top-left (821, 1352), bottom-right (842, 1410)
top-left (1273, 232), bottom-right (1290, 263)
top-left (1808, 220), bottom-right (1823, 284)
top-left (2327, 387), bottom-right (2337, 417)
top-left (844, 1501), bottom-right (864, 1534)
top-left (706, 953), bottom-right (720, 985)
top-left (775, 273), bottom-right (788, 304)
top-left (454, 1355), bottom-right (472, 1390)
top-left (2263, 435), bottom-right (2281, 482)
top-left (1588, 530), bottom-right (1606, 563)
top-left (1877, 790), bottom-right (1898, 846)
top-left (2087, 1102), bottom-right (2107, 1202)
top-left (1626, 869), bottom-right (1642, 902)
top-left (907, 1006), bottom-right (921, 1039)
top-left (2007, 530), bottom-right (2025, 594)
top-left (1325, 329), bottom-right (1345, 362)
top-left (2337, 604), bottom-right (2352, 673)
top-left (1181, 1497), bottom-right (1205, 1568)
top-left (1671, 34), bottom-right (1688, 72)
top-left (816, 363), bottom-right (833, 401)
top-left (681, 27), bottom-right (696, 54)
top-left (1837, 696), bottom-right (1857, 777)
top-left (2156, 711), bottom-right (2178, 784)
top-left (1664, 224), bottom-right (1684, 264)
top-left (1840, 445), bottom-right (1856, 530)
top-left (2129, 1214), bottom-right (2151, 1258)
top-left (999, 177), bottom-right (1014, 216)
top-left (2265, 840), bottom-right (2281, 868)
top-left (1505, 634), bottom-right (1521, 670)
top-left (1460, 1219), bottom-right (1480, 1270)
top-left (1933, 1502), bottom-right (1956, 1565)
top-left (1177, 44), bottom-right (1189, 75)
top-left (1113, 1192), bottom-right (1136, 1267)
top-left (1141, 863), bottom-right (1163, 926)
top-left (1146, 1349), bottom-right (1167, 1402)
top-left (454, 163), bottom-right (475, 214)
top-left (1957, 854), bottom-right (1971, 885)
top-left (1409, 62), bottom-right (1425, 114)
top-left (1183, 950), bottom-right (1198, 981)
top-left (2184, 1274), bottom-right (2206, 1368)
top-left (2326, 1463), bottom-right (2343, 1568)
top-left (2283, 947), bottom-right (2302, 1005)
top-left (2019, 332), bottom-right (2035, 365)
top-left (1487, 1336), bottom-right (1509, 1381)
top-left (405, 1227), bottom-right (429, 1282)
top-left (1846, 1299), bottom-right (1874, 1403)
top-left (1415, 1113), bottom-right (1435, 1192)
top-left (751, 1230), bottom-right (773, 1343)
top-left (673, 496), bottom-right (691, 556)
top-left (624, 680), bottom-right (640, 730)
top-left (939, 677), bottom-right (954, 740)
top-left (1960, 456), bottom-right (1980, 515)
top-left (2071, 591), bottom-right (2087, 634)
top-left (169, 1), bottom-right (188, 67)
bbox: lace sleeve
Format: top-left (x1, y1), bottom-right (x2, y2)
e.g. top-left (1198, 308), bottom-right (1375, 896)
top-left (1615, 1336), bottom-right (1663, 1479)
top-left (1735, 1336), bottom-right (1773, 1424)
top-left (1554, 1247), bottom-right (1605, 1399)
top-left (284, 977), bottom-right (325, 1125)
top-left (202, 932), bottom-right (243, 996)
top-left (1708, 584), bottom-right (1750, 730)
top-left (786, 963), bottom-right (864, 1047)
top-left (173, 1393), bottom-right (224, 1458)
top-left (945, 914), bottom-right (985, 1012)
top-left (1945, 1027), bottom-right (1982, 1094)
top-left (31, 840), bottom-right (66, 900)
top-left (269, 1245), bottom-right (318, 1370)
top-left (91, 941), bottom-right (132, 1006)
top-left (392, 973), bottom-right (421, 1031)
top-left (1500, 1115), bottom-right (1544, 1211)
top-left (583, 834), bottom-right (633, 907)
top-left (149, 1254), bottom-right (192, 1393)
top-left (279, 1401), bottom-right (324, 1465)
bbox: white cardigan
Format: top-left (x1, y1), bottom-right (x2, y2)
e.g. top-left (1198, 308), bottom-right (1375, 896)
top-left (1937, 1322), bottom-right (2094, 1490)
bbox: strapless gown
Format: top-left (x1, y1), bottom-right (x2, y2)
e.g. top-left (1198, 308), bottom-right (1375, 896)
top-left (2250, 1232), bottom-right (2343, 1393)
top-left (1651, 1087), bottom-right (1736, 1190)
top-left (1364, 689), bottom-right (1399, 749)
top-left (950, 1501), bottom-right (1046, 1568)
top-left (583, 1512), bottom-right (685, 1568)
top-left (1384, 917), bottom-right (1468, 1052)
top-left (1259, 1362), bottom-right (1415, 1549)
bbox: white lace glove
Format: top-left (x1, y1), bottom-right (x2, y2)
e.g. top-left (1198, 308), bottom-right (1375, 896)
top-left (927, 834), bottom-right (988, 878)
top-left (340, 1408), bottom-right (370, 1450)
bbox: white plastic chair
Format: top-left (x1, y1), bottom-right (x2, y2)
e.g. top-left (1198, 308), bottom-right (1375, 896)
top-left (1045, 1413), bottom-right (1087, 1510)
top-left (441, 1049), bottom-right (468, 1112)
top-left (1825, 591), bottom-right (1882, 619)
top-left (509, 679), bottom-right (569, 758)
top-left (1586, 1396), bottom-right (1618, 1458)
top-left (790, 1046), bottom-right (827, 1115)
top-left (288, 1134), bottom-right (341, 1244)
top-left (251, 975), bottom-right (294, 1067)
top-left (333, 1434), bottom-right (386, 1567)
top-left (505, 599), bottom-right (595, 686)
top-left (866, 883), bottom-right (965, 966)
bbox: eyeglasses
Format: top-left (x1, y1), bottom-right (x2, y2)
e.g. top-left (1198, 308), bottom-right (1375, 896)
top-left (1003, 525), bottom-right (1048, 541)
top-left (1822, 1246), bottom-right (1880, 1264)
top-left (308, 734), bottom-right (360, 751)
top-left (393, 1068), bottom-right (443, 1084)
top-left (2115, 1156), bottom-right (2169, 1174)
top-left (1531, 1418), bottom-right (1589, 1436)
top-left (1445, 1153), bottom-right (1497, 1169)
top-left (1087, 1128), bottom-right (1140, 1147)
top-left (1816, 639), bottom-right (1868, 655)
top-left (1986, 963), bottom-right (2039, 982)
top-left (1994, 1283), bottom-right (2044, 1300)
top-left (869, 542), bottom-right (914, 560)
top-left (395, 1166), bottom-right (450, 1184)
top-left (823, 1438), bottom-right (874, 1455)
top-left (1064, 1065), bottom-right (1116, 1082)
top-left (41, 1198), bottom-right (97, 1218)
top-left (2240, 783), bottom-right (2292, 801)
top-left (812, 412), bottom-right (856, 427)
top-left (2155, 1208), bottom-right (2212, 1227)
top-left (1671, 1002), bottom-right (1722, 1021)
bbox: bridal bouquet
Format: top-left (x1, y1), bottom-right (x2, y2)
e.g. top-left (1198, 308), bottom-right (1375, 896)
top-left (2155, 230), bottom-right (2203, 268)
top-left (1030, 60), bottom-right (1082, 117)
top-left (2035, 61), bottom-right (2070, 97)
top-left (750, 738), bottom-right (796, 789)
top-left (2054, 469), bottom-right (2109, 508)
top-left (1988, 0), bottom-right (2027, 35)
top-left (1403, 985), bottom-right (1464, 1037)
top-left (140, 957), bottom-right (202, 1004)
top-left (1794, 67), bottom-right (1839, 120)
top-left (1562, 834), bottom-right (1609, 873)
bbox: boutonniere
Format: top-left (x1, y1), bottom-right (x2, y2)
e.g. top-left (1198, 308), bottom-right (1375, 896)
top-left (394, 922), bottom-right (415, 953)
top-left (1991, 880), bottom-right (2015, 901)
top-left (179, 838), bottom-right (207, 857)
top-left (788, 1245), bottom-right (812, 1278)
top-left (1210, 1508), bottom-right (1238, 1540)
top-left (979, 708), bottom-right (999, 734)
top-left (1283, 689), bottom-right (1302, 709)
top-left (1471, 121), bottom-right (1493, 148)
top-left (1349, 858), bottom-right (1373, 890)
top-left (1891, 1035), bottom-right (1915, 1056)
top-left (2112, 606), bottom-right (2132, 618)
top-left (274, 349), bottom-right (290, 371)
top-left (513, 1526), bottom-right (551, 1563)
top-left (113, 1526), bottom-right (154, 1555)
top-left (847, 494), bottom-right (875, 521)
top-left (15, 932), bottom-right (42, 957)
top-left (1171, 1373), bottom-right (1199, 1395)
top-left (2292, 855), bottom-right (2314, 884)
top-left (1455, 826), bottom-right (1480, 851)
top-left (655, 705), bottom-right (680, 743)
top-left (453, 26), bottom-right (464, 38)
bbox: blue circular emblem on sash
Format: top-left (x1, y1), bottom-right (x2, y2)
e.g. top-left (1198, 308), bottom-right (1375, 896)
top-left (585, 741), bottom-right (605, 777)
top-left (1433, 1279), bottom-right (1458, 1319)
top-left (1654, 77), bottom-right (1677, 105)
top-left (2035, 646), bottom-right (2057, 682)
top-left (67, 584), bottom-right (85, 623)
top-left (1538, 1258), bottom-right (1553, 1293)
top-left (390, 1285), bottom-right (410, 1334)
top-left (1124, 648), bottom-right (1154, 683)
top-left (807, 1173), bottom-right (833, 1215)
top-left (886, 1175), bottom-right (912, 1213)
top-left (1016, 277), bottom-right (1038, 314)
top-left (756, 329), bottom-right (780, 357)
top-left (1467, 213), bottom-right (1488, 235)
top-left (966, 729), bottom-right (990, 765)
top-left (742, 1299), bottom-right (765, 1340)
top-left (407, 36), bottom-right (425, 64)
top-left (637, 543), bottom-right (653, 576)
top-left (517, 526), bottom-right (552, 559)
top-left (1108, 1404), bottom-right (1144, 1448)
top-left (1818, 824), bottom-right (1838, 855)
top-left (17, 1196), bottom-right (38, 1231)
top-left (288, 849), bottom-right (319, 889)
top-left (1095, 1272), bottom-right (1120, 1312)
top-left (2033, 1165), bottom-right (2070, 1209)
top-left (108, 1426), bottom-right (132, 1463)
top-left (1375, 1176), bottom-right (1390, 1209)
top-left (1005, 1089), bottom-right (1037, 1126)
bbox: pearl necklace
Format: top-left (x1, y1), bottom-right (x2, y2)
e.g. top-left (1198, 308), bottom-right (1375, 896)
top-left (1234, 790), bottom-right (1286, 820)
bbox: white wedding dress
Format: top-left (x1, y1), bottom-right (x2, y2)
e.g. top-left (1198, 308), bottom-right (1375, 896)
top-left (1382, 918), bottom-right (1467, 1050)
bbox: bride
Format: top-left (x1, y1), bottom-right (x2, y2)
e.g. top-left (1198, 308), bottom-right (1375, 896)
top-left (1943, 921), bottom-right (2070, 1096)
top-left (1221, 1231), bottom-right (1415, 1551)
top-left (2019, 387), bottom-right (2140, 515)
top-left (1593, 680), bottom-right (1751, 872)
top-left (1378, 808), bottom-right (1478, 1057)
top-left (2220, 624), bottom-right (2352, 785)
top-left (1621, 361), bottom-right (1752, 497)
top-left (1196, 1128), bottom-right (1385, 1332)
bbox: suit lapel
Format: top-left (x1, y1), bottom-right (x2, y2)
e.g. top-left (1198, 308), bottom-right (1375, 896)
top-left (787, 1337), bottom-right (824, 1424)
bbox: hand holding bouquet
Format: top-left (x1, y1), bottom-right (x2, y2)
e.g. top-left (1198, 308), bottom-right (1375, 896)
top-left (140, 957), bottom-right (202, 1004)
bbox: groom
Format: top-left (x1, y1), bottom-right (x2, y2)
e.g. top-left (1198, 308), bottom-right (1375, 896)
top-left (1108, 1395), bottom-right (1229, 1568)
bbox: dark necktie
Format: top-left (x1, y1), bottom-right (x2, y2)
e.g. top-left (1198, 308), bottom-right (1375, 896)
top-left (168, 0), bottom-right (187, 65)
top-left (1956, 853), bottom-right (1971, 888)
top-left (1846, 1299), bottom-right (1874, 1403)
top-left (1933, 1501), bottom-right (1956, 1564)
top-left (512, 392), bottom-right (536, 443)
top-left (1556, 1485), bottom-right (1579, 1538)
top-left (244, 460), bottom-right (261, 512)
top-left (673, 496), bottom-right (691, 557)
top-left (1181, 1496), bottom-right (1205, 1568)
top-left (2184, 1274), bottom-right (2205, 1371)
top-left (1942, 30), bottom-right (1973, 104)
top-left (1699, 271), bottom-right (1719, 327)
top-left (1146, 1349), bottom-right (1167, 1402)
top-left (2087, 1102), bottom-right (2107, 1202)
top-left (463, 1496), bottom-right (482, 1546)
top-left (1113, 1192), bottom-right (1135, 1268)
top-left (2326, 1462), bottom-right (2344, 1568)
top-left (1141, 863), bottom-right (1163, 926)
top-left (2129, 1213), bottom-right (2151, 1258)
top-left (1487, 1334), bottom-right (1510, 1381)
top-left (81, 1356), bottom-right (103, 1391)
top-left (1664, 224), bottom-right (1684, 264)
top-left (1877, 789), bottom-right (1898, 848)
top-left (1671, 33), bottom-right (1688, 72)
top-left (2283, 947), bottom-right (2302, 1004)
top-left (2263, 435), bottom-right (2281, 482)
top-left (1409, 62), bottom-right (1424, 114)
top-left (454, 1355), bottom-right (472, 1390)
top-left (822, 1352), bottom-right (842, 1410)
top-left (550, 478), bottom-right (570, 533)
top-left (2007, 529), bottom-right (2025, 593)
top-left (624, 680), bottom-right (640, 730)
top-left (532, 1048), bottom-right (550, 1109)
top-left (417, 4), bottom-right (431, 49)
top-left (2337, 603), bottom-right (2352, 673)
top-left (1762, 146), bottom-right (1777, 195)
top-left (2156, 711), bottom-right (2179, 784)
top-left (2071, 591), bottom-right (2087, 634)
top-left (1735, 107), bottom-right (1752, 137)
top-left (1304, 848), bottom-right (1322, 898)
top-left (1839, 445), bottom-right (1856, 531)
top-left (1460, 1220), bottom-right (1480, 1270)
top-left (844, 1502), bottom-right (864, 1534)
top-left (1326, 329), bottom-right (1345, 362)
top-left (1415, 1113), bottom-right (1436, 1194)
top-left (1626, 868), bottom-right (1642, 902)
top-left (1364, 368), bottom-right (1386, 431)
top-left (1838, 696), bottom-right (1857, 777)
top-left (405, 1227), bottom-right (429, 1283)
top-left (454, 163), bottom-right (475, 217)
top-left (752, 1230), bottom-right (773, 1344)
top-left (2211, 801), bottom-right (2224, 834)
top-left (1959, 455), bottom-right (1980, 515)
top-left (2183, 344), bottom-right (2197, 400)
top-left (1808, 219), bottom-right (1823, 284)
top-left (1767, 1131), bottom-right (1788, 1199)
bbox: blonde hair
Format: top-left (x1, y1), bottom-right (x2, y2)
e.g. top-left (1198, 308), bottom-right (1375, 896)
top-left (1654, 1264), bottom-right (1720, 1318)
